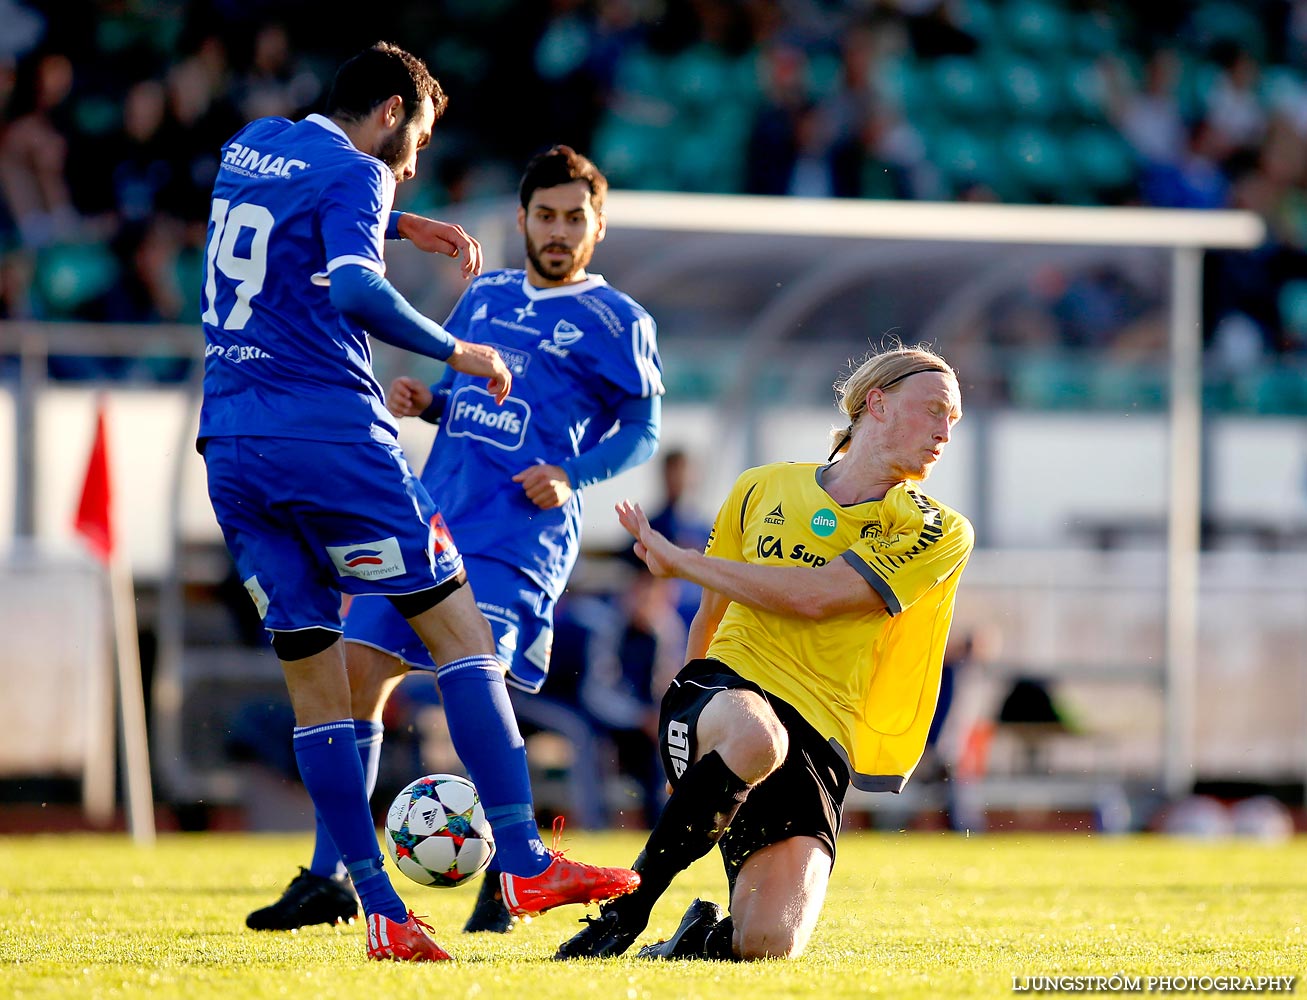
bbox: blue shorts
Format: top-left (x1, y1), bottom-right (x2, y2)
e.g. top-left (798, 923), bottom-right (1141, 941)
top-left (203, 436), bottom-right (463, 633)
top-left (344, 555), bottom-right (554, 693)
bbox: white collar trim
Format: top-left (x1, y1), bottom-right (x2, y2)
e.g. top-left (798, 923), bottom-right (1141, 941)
top-left (521, 273), bottom-right (607, 301)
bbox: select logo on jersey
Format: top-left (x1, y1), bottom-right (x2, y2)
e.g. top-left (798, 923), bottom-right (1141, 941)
top-left (763, 502), bottom-right (786, 525)
top-left (243, 575), bottom-right (270, 620)
top-left (446, 385), bottom-right (530, 451)
top-left (470, 303), bottom-right (488, 322)
top-left (488, 342), bottom-right (531, 377)
top-left (756, 535), bottom-right (829, 566)
top-left (810, 508), bottom-right (838, 537)
top-left (222, 142), bottom-right (308, 178)
top-left (326, 536), bottom-right (407, 581)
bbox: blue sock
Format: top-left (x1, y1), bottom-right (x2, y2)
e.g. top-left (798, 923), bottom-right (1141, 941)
top-left (308, 719), bottom-right (383, 879)
top-left (294, 721), bottom-right (406, 922)
top-left (436, 656), bottom-right (551, 877)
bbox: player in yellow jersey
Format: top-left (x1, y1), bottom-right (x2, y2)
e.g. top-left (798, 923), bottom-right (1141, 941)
top-left (556, 344), bottom-right (973, 962)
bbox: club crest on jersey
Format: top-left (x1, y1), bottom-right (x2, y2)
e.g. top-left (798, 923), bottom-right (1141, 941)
top-left (553, 319), bottom-right (583, 345)
top-left (326, 536), bottom-right (407, 581)
top-left (446, 385), bottom-right (530, 451)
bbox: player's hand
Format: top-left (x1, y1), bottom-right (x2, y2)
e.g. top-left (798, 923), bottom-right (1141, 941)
top-left (447, 339), bottom-right (511, 403)
top-left (396, 213), bottom-right (484, 279)
top-left (386, 375), bottom-right (433, 418)
top-left (512, 463), bottom-right (573, 509)
top-left (615, 500), bottom-right (682, 578)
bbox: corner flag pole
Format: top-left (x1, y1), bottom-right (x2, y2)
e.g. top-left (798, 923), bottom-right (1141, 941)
top-left (75, 398), bottom-right (156, 845)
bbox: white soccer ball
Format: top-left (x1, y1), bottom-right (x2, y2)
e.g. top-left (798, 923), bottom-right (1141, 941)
top-left (385, 773), bottom-right (496, 888)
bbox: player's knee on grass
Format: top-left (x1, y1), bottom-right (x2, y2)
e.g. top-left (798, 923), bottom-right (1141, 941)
top-left (698, 690), bottom-right (788, 785)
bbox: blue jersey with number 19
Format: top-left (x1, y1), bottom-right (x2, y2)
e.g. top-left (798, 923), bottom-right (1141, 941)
top-left (199, 114), bottom-right (400, 444)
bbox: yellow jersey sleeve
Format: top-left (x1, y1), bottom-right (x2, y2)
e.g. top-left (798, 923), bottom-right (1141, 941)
top-left (841, 486), bottom-right (974, 615)
top-left (703, 468), bottom-right (758, 563)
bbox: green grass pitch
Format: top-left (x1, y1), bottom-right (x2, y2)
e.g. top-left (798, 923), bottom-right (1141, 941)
top-left (1, 831), bottom-right (1302, 999)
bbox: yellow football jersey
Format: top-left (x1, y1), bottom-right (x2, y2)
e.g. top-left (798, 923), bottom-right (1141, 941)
top-left (703, 462), bottom-right (974, 792)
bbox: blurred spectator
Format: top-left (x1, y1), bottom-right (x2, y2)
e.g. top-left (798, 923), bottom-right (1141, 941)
top-left (1108, 50), bottom-right (1187, 168)
top-left (0, 51), bottom-right (78, 247)
top-left (232, 23), bottom-right (321, 123)
top-left (579, 557), bottom-right (686, 827)
top-left (647, 448), bottom-right (712, 627)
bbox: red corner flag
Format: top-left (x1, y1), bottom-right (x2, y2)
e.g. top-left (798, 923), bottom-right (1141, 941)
top-left (74, 401), bottom-right (115, 564)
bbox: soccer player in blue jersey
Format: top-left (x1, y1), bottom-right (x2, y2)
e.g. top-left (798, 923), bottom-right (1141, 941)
top-left (199, 44), bottom-right (638, 962)
top-left (246, 144), bottom-right (665, 936)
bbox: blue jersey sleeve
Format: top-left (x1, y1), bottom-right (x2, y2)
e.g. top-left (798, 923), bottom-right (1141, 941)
top-left (441, 285), bottom-right (480, 339)
top-left (559, 393), bottom-right (661, 489)
top-left (329, 265), bottom-right (456, 361)
top-left (419, 365), bottom-right (459, 423)
top-left (598, 307), bottom-right (664, 400)
top-left (318, 157), bottom-right (394, 280)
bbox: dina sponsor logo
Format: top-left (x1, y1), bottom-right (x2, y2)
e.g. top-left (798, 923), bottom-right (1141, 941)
top-left (326, 536), bottom-right (407, 581)
top-left (810, 508), bottom-right (838, 537)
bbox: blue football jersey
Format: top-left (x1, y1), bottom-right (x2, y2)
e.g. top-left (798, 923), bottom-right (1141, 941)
top-left (421, 269), bottom-right (663, 600)
top-left (198, 114), bottom-right (399, 444)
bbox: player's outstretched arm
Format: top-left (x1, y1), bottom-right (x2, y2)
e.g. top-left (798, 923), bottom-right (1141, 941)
top-left (615, 500), bottom-right (885, 620)
top-left (394, 213), bottom-right (483, 279)
top-left (446, 339), bottom-right (512, 404)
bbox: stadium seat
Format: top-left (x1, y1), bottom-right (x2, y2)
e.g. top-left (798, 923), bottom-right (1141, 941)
top-left (591, 118), bottom-right (670, 190)
top-left (33, 243), bottom-right (119, 319)
top-left (1071, 10), bottom-right (1119, 56)
top-left (1067, 127), bottom-right (1138, 197)
top-left (670, 130), bottom-right (741, 194)
top-left (931, 56), bottom-right (998, 121)
top-left (670, 46), bottom-right (736, 113)
top-left (928, 125), bottom-right (1004, 192)
top-left (997, 58), bottom-right (1064, 120)
top-left (1066, 59), bottom-right (1110, 121)
top-left (1002, 0), bottom-right (1070, 55)
top-left (1240, 365), bottom-right (1307, 414)
top-left (1276, 278), bottom-right (1307, 348)
top-left (878, 56), bottom-right (930, 119)
top-left (1088, 363), bottom-right (1168, 411)
top-left (1002, 125), bottom-right (1073, 200)
top-left (1007, 355), bottom-right (1095, 409)
top-left (1189, 1), bottom-right (1268, 61)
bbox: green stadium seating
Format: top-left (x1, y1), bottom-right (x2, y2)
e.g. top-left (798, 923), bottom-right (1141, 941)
top-left (33, 243), bottom-right (119, 319)
top-left (1003, 0), bottom-right (1070, 55)
top-left (1067, 127), bottom-right (1137, 195)
top-left (931, 56), bottom-right (998, 121)
top-left (997, 58), bottom-right (1064, 120)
